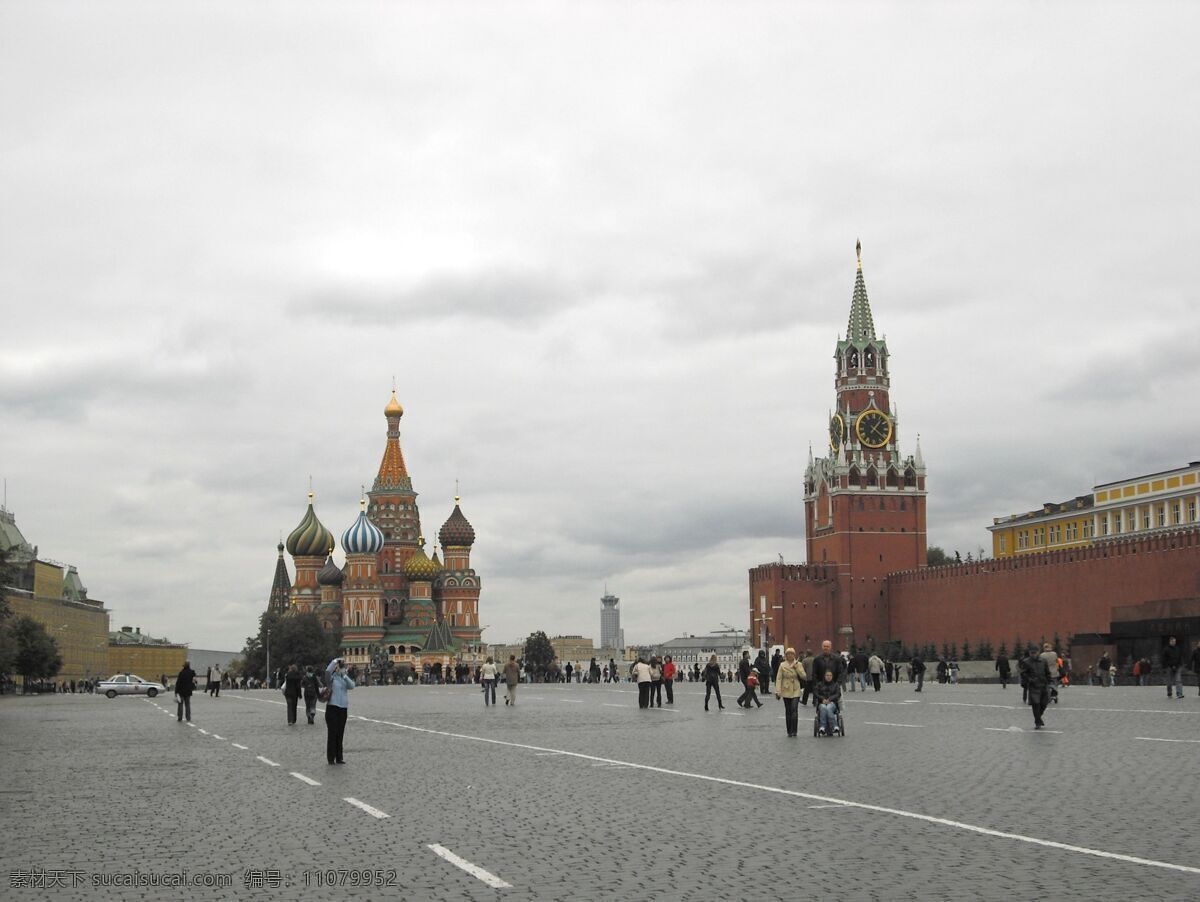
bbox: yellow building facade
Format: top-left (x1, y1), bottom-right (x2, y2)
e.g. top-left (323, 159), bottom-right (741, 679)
top-left (107, 627), bottom-right (187, 681)
top-left (990, 462), bottom-right (1200, 558)
top-left (7, 588), bottom-right (110, 684)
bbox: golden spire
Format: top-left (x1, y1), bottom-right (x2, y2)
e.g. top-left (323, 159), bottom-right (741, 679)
top-left (384, 390), bottom-right (404, 417)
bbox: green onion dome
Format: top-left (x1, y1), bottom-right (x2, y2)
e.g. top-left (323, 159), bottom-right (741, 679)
top-left (286, 493), bottom-right (335, 557)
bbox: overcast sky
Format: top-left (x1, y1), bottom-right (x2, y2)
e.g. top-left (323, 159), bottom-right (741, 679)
top-left (2, 2), bottom-right (1198, 653)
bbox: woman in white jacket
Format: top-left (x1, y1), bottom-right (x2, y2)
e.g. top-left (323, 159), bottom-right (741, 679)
top-left (633, 657), bottom-right (653, 709)
top-left (480, 657), bottom-right (499, 706)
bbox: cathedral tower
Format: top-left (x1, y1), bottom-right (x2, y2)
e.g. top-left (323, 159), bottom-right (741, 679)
top-left (285, 492), bottom-right (335, 615)
top-left (340, 498), bottom-right (386, 644)
top-left (437, 495), bottom-right (482, 642)
top-left (368, 391), bottom-right (421, 624)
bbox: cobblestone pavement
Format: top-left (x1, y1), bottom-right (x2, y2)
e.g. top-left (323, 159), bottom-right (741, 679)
top-left (3, 680), bottom-right (1200, 901)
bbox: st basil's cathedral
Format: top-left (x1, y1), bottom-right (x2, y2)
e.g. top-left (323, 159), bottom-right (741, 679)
top-left (265, 392), bottom-right (484, 675)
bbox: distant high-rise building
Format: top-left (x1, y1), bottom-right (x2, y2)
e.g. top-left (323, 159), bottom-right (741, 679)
top-left (600, 591), bottom-right (620, 651)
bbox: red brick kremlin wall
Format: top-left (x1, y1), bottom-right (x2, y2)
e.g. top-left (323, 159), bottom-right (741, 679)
top-left (887, 528), bottom-right (1200, 650)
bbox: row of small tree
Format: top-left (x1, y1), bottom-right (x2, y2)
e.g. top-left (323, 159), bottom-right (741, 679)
top-left (849, 632), bottom-right (1067, 662)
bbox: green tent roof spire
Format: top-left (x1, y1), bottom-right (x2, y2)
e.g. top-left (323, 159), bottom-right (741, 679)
top-left (846, 240), bottom-right (876, 342)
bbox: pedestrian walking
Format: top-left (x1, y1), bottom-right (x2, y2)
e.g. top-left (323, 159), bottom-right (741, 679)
top-left (1020, 648), bottom-right (1052, 729)
top-left (801, 648), bottom-right (816, 706)
top-left (754, 649), bottom-right (771, 696)
top-left (1162, 637), bottom-right (1184, 699)
top-left (175, 660), bottom-right (196, 722)
top-left (810, 641), bottom-right (845, 705)
top-left (774, 648), bottom-right (806, 737)
top-left (480, 656), bottom-right (498, 706)
top-left (282, 664), bottom-right (302, 725)
top-left (770, 647), bottom-right (784, 686)
top-left (301, 666), bottom-right (321, 724)
top-left (1097, 653), bottom-right (1112, 688)
top-left (703, 655), bottom-right (725, 711)
top-left (324, 657), bottom-right (355, 764)
top-left (995, 653), bottom-right (1011, 689)
top-left (1191, 644), bottom-right (1200, 697)
top-left (867, 652), bottom-right (884, 691)
top-left (852, 651), bottom-right (870, 692)
top-left (910, 654), bottom-right (926, 692)
top-left (1039, 644), bottom-right (1061, 704)
top-left (210, 664), bottom-right (222, 697)
top-left (736, 651), bottom-right (762, 708)
top-left (503, 655), bottom-right (520, 706)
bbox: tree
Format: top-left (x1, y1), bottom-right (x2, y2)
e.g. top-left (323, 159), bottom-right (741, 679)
top-left (523, 631), bottom-right (555, 676)
top-left (241, 610), bottom-right (340, 680)
top-left (11, 616), bottom-right (62, 684)
top-left (997, 641), bottom-right (1008, 660)
top-left (961, 639), bottom-right (972, 661)
top-left (926, 546), bottom-right (948, 566)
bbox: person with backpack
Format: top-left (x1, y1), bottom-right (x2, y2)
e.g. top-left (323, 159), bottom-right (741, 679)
top-left (301, 665), bottom-right (322, 724)
top-left (282, 664), bottom-right (303, 725)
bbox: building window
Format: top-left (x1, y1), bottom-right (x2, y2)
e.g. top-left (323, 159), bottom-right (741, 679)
top-left (1189, 500), bottom-right (1197, 522)
top-left (998, 535), bottom-right (1007, 553)
top-left (1172, 502), bottom-right (1182, 524)
top-left (1143, 509), bottom-right (1152, 530)
top-left (1082, 520), bottom-right (1094, 539)
top-left (1100, 517), bottom-right (1109, 536)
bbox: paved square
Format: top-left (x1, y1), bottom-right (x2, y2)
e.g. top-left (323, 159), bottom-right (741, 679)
top-left (3, 681), bottom-right (1199, 900)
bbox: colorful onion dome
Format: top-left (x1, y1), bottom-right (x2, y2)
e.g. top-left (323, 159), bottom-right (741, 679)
top-left (438, 496), bottom-right (476, 548)
top-left (286, 493), bottom-right (335, 557)
top-left (342, 499), bottom-right (385, 555)
top-left (318, 556), bottom-right (345, 586)
top-left (384, 390), bottom-right (404, 418)
top-left (404, 537), bottom-right (442, 582)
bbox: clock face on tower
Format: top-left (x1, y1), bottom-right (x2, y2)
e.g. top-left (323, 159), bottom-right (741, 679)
top-left (855, 410), bottom-right (893, 448)
top-left (829, 413), bottom-right (845, 451)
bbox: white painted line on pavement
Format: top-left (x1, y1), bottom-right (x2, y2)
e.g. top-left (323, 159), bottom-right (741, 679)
top-left (562, 699), bottom-right (584, 704)
top-left (808, 804), bottom-right (848, 809)
top-left (427, 844), bottom-right (512, 889)
top-left (863, 722), bottom-right (923, 728)
top-left (602, 703), bottom-right (629, 708)
top-left (211, 734), bottom-right (225, 740)
top-left (256, 756), bottom-right (280, 767)
top-left (1136, 736), bottom-right (1200, 744)
top-left (290, 772), bottom-right (321, 786)
top-left (360, 717), bottom-right (1200, 877)
top-left (984, 727), bottom-right (1063, 734)
top-left (344, 797), bottom-right (389, 819)
top-left (935, 701), bottom-right (1200, 716)
top-left (231, 743), bottom-right (248, 750)
top-left (197, 728), bottom-right (209, 734)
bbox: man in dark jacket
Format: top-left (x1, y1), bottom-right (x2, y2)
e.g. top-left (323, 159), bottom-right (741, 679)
top-left (811, 641), bottom-right (845, 705)
top-left (1097, 653), bottom-right (1112, 687)
top-left (282, 664), bottom-right (303, 724)
top-left (995, 653), bottom-right (1011, 689)
top-left (301, 666), bottom-right (322, 724)
top-left (737, 651), bottom-right (759, 708)
top-left (1022, 649), bottom-right (1052, 729)
top-left (911, 655), bottom-right (926, 692)
top-left (754, 650), bottom-right (771, 696)
top-left (1162, 637), bottom-right (1183, 699)
top-left (851, 651), bottom-right (870, 692)
top-left (770, 648), bottom-right (784, 683)
top-left (175, 661), bottom-right (196, 722)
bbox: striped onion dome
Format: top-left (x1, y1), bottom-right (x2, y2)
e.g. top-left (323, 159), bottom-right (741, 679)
top-left (404, 537), bottom-right (442, 582)
top-left (286, 493), bottom-right (335, 557)
top-left (342, 500), bottom-right (385, 555)
top-left (438, 497), bottom-right (476, 548)
top-left (317, 556), bottom-right (344, 586)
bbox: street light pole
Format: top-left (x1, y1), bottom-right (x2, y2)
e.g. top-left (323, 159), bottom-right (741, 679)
top-left (266, 625), bottom-right (271, 689)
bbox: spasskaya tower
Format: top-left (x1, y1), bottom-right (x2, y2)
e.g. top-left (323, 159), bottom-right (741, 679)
top-left (800, 242), bottom-right (928, 647)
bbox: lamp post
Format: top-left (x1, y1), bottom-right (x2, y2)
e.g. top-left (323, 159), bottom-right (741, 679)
top-left (265, 625), bottom-right (271, 689)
